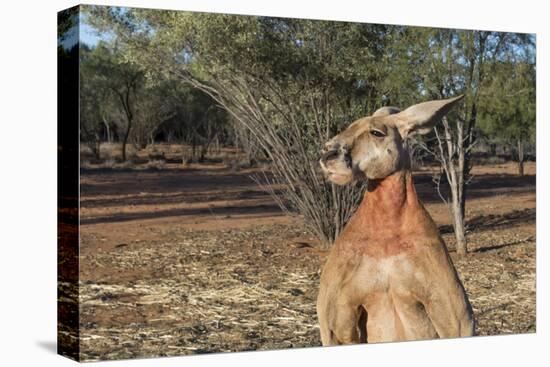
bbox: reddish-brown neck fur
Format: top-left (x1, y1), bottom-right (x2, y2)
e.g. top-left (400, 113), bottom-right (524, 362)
top-left (361, 170), bottom-right (419, 233)
top-left (338, 169), bottom-right (435, 255)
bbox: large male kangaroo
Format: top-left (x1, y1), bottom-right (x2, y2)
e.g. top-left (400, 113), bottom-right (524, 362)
top-left (317, 96), bottom-right (474, 345)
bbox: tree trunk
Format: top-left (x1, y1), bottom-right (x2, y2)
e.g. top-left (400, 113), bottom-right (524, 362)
top-left (117, 89), bottom-right (133, 162)
top-left (489, 143), bottom-right (496, 156)
top-left (214, 136), bottom-right (220, 154)
top-left (517, 138), bottom-right (525, 176)
top-left (447, 155), bottom-right (468, 256)
top-left (451, 192), bottom-right (467, 255)
top-left (181, 139), bottom-right (188, 165)
top-left (121, 113), bottom-right (132, 161)
top-left (93, 133), bottom-right (101, 160)
top-left (121, 128), bottom-right (129, 161)
top-left (199, 144), bottom-right (207, 163)
top-left (437, 117), bottom-right (468, 255)
top-left (456, 118), bottom-right (468, 255)
top-left (191, 136), bottom-right (196, 162)
top-left (102, 115), bottom-right (112, 143)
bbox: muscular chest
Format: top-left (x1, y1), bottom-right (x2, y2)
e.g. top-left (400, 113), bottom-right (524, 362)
top-left (329, 240), bottom-right (423, 304)
top-left (357, 253), bottom-right (417, 292)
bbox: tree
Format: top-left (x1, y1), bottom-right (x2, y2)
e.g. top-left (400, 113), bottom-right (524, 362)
top-left (80, 42), bottom-right (144, 161)
top-left (128, 82), bottom-right (176, 150)
top-left (479, 60), bottom-right (536, 175)
top-left (396, 29), bottom-right (534, 254)
top-left (149, 76), bottom-right (229, 163)
top-left (80, 45), bottom-right (119, 158)
top-left (87, 8), bottom-right (399, 246)
top-left (84, 6), bottom-right (535, 250)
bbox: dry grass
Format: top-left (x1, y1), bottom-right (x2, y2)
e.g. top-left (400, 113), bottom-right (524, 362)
top-left (78, 221), bottom-right (535, 361)
top-left (79, 225), bottom-right (321, 361)
top-left (450, 232), bottom-right (536, 335)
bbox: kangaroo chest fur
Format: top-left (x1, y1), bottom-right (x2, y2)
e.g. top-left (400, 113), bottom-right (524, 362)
top-left (319, 171), bottom-right (443, 342)
top-left (330, 244), bottom-right (439, 342)
top-left (326, 233), bottom-right (440, 342)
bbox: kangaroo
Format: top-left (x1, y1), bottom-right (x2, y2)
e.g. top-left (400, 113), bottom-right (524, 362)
top-left (317, 95), bottom-right (474, 345)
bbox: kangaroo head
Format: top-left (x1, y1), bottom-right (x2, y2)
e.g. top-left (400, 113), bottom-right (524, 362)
top-left (319, 95), bottom-right (464, 184)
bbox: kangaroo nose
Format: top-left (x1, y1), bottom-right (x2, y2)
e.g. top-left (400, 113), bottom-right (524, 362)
top-left (320, 149), bottom-right (339, 164)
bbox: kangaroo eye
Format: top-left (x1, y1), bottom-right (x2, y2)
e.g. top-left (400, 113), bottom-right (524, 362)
top-left (370, 130), bottom-right (386, 137)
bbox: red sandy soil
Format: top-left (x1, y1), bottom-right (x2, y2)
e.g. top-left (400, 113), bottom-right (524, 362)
top-left (73, 159), bottom-right (535, 361)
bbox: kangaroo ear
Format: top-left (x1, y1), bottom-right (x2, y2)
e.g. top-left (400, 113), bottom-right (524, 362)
top-left (372, 106), bottom-right (401, 117)
top-left (394, 95), bottom-right (464, 138)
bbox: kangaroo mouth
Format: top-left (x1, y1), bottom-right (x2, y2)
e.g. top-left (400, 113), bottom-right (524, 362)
top-left (327, 171), bottom-right (349, 180)
top-left (319, 148), bottom-right (355, 185)
top-left (320, 162), bottom-right (353, 185)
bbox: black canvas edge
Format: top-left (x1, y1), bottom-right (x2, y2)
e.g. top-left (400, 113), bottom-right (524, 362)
top-left (57, 4), bottom-right (82, 362)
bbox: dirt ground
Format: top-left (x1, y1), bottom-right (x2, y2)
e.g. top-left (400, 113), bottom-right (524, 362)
top-left (76, 151), bottom-right (536, 361)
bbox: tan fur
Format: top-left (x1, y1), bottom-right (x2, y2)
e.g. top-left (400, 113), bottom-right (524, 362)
top-left (317, 96), bottom-right (474, 345)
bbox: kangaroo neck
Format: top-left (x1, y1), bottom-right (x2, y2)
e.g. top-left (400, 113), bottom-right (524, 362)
top-left (353, 169), bottom-right (422, 236)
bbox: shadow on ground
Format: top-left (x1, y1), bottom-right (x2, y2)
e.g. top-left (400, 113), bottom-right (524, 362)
top-left (439, 208), bottom-right (536, 235)
top-left (80, 164), bottom-right (535, 226)
top-left (414, 172), bottom-right (536, 203)
top-left (80, 203), bottom-right (284, 225)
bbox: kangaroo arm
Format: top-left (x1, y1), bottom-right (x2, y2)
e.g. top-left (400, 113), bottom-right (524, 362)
top-left (419, 245), bottom-right (475, 338)
top-left (424, 282), bottom-right (475, 338)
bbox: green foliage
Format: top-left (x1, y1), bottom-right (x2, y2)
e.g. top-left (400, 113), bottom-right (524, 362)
top-left (81, 5), bottom-right (536, 246)
top-left (80, 42), bottom-right (144, 160)
top-left (478, 61), bottom-right (535, 144)
top-left (79, 31), bottom-right (228, 161)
